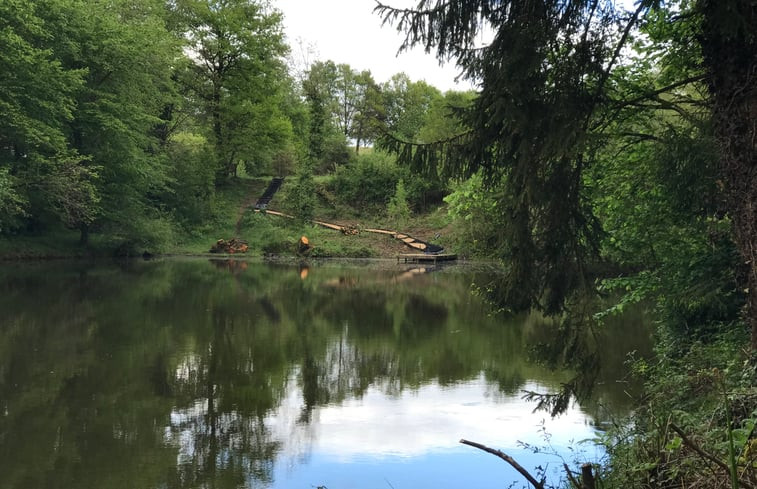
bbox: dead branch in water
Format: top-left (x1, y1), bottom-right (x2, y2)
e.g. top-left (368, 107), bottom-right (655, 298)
top-left (459, 439), bottom-right (545, 489)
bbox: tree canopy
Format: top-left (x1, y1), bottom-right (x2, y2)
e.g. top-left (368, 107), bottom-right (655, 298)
top-left (376, 0), bottom-right (757, 349)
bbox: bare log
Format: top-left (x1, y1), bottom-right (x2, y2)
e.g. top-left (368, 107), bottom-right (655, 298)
top-left (460, 439), bottom-right (545, 489)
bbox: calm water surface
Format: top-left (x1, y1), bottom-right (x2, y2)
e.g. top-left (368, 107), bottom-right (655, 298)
top-left (0, 258), bottom-right (651, 489)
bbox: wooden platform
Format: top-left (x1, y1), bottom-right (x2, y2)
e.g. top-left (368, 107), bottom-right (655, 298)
top-left (397, 253), bottom-right (458, 263)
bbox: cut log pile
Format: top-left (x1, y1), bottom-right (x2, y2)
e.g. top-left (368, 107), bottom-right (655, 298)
top-left (210, 238), bottom-right (249, 254)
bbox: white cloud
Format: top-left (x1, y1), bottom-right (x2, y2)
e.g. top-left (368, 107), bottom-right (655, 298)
top-left (267, 375), bottom-right (600, 463)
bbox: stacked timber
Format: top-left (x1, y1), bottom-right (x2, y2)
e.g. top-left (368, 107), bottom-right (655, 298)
top-left (210, 238), bottom-right (249, 254)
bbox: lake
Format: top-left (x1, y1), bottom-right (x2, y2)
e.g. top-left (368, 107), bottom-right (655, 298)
top-left (0, 258), bottom-right (651, 489)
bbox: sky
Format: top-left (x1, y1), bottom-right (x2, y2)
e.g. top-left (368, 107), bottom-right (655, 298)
top-left (274, 0), bottom-right (475, 92)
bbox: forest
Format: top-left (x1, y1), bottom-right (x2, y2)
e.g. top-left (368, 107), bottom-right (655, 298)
top-left (1, 0), bottom-right (756, 487)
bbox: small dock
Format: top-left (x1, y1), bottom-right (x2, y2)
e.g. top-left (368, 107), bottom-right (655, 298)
top-left (397, 253), bottom-right (458, 263)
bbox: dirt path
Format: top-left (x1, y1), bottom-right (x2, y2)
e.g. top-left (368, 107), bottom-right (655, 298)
top-left (235, 194), bottom-right (258, 235)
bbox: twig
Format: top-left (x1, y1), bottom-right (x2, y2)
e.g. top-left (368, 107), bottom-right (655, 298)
top-left (460, 439), bottom-right (545, 489)
top-left (669, 423), bottom-right (755, 489)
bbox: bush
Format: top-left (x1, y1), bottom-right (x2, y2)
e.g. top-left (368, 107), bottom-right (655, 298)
top-left (330, 151), bottom-right (402, 212)
top-left (165, 132), bottom-right (216, 226)
top-left (444, 173), bottom-right (507, 257)
top-left (284, 164), bottom-right (316, 222)
top-left (387, 179), bottom-right (411, 228)
top-left (108, 214), bottom-right (177, 256)
top-left (315, 133), bottom-right (353, 174)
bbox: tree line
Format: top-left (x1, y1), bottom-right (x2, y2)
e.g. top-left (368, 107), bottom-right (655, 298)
top-left (0, 0), bottom-right (468, 250)
top-left (2, 0), bottom-right (755, 354)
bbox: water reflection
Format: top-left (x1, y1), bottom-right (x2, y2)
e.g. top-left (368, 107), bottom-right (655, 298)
top-left (268, 377), bottom-right (594, 462)
top-left (0, 259), bottom-right (650, 489)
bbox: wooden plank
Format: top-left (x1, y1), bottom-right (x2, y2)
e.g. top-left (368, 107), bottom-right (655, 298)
top-left (397, 253), bottom-right (457, 263)
top-left (363, 228), bottom-right (396, 235)
top-left (313, 220), bottom-right (344, 231)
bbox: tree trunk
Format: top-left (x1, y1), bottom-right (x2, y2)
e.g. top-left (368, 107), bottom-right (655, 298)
top-left (699, 0), bottom-right (757, 350)
top-left (581, 464), bottom-right (596, 489)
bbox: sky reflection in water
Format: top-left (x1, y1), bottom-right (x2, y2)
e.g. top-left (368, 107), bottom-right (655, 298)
top-left (0, 259), bottom-right (645, 489)
top-left (266, 377), bottom-right (602, 488)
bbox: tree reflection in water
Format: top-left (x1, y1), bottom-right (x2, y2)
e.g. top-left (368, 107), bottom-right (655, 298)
top-left (0, 259), bottom-right (651, 489)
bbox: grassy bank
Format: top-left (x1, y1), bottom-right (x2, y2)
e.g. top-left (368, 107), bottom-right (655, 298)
top-left (0, 175), bottom-right (454, 260)
top-left (596, 329), bottom-right (756, 488)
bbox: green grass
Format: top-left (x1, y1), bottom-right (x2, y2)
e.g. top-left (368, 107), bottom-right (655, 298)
top-left (168, 176), bottom-right (267, 254)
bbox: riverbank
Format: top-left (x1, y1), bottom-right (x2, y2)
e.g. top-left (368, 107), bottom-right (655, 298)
top-left (0, 176), bottom-right (455, 261)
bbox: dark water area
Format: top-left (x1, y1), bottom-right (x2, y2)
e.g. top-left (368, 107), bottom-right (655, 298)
top-left (0, 258), bottom-right (652, 489)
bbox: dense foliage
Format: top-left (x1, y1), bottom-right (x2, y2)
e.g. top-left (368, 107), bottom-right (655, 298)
top-left (375, 1), bottom-right (756, 486)
top-left (376, 0), bottom-right (755, 346)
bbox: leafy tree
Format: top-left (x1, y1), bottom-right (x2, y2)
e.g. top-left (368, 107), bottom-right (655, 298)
top-left (36, 0), bottom-right (181, 246)
top-left (303, 61), bottom-right (384, 156)
top-left (302, 60), bottom-right (347, 169)
top-left (381, 73), bottom-right (442, 143)
top-left (416, 90), bottom-right (476, 144)
top-left (0, 0), bottom-right (92, 234)
top-left (0, 169), bottom-right (25, 232)
top-left (697, 0), bottom-right (757, 350)
top-left (174, 0), bottom-right (291, 179)
top-left (350, 70), bottom-right (385, 154)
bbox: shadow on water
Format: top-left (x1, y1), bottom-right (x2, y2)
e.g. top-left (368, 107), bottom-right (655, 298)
top-left (0, 258), bottom-right (652, 489)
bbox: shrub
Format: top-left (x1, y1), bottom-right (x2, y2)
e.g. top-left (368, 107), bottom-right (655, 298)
top-left (387, 179), bottom-right (411, 228)
top-left (284, 164), bottom-right (316, 222)
top-left (330, 151), bottom-right (402, 212)
top-left (165, 132), bottom-right (216, 226)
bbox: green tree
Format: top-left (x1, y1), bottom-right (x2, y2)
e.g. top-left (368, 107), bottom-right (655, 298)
top-left (381, 73), bottom-right (442, 143)
top-left (697, 0), bottom-right (757, 350)
top-left (304, 61), bottom-right (384, 155)
top-left (0, 0), bottom-right (93, 234)
top-left (302, 60), bottom-right (351, 171)
top-left (376, 1), bottom-right (757, 349)
top-left (174, 0), bottom-right (291, 179)
top-left (44, 0), bottom-right (181, 247)
top-left (350, 70), bottom-right (385, 154)
top-left (416, 90), bottom-right (475, 144)
top-left (303, 61), bottom-right (339, 161)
